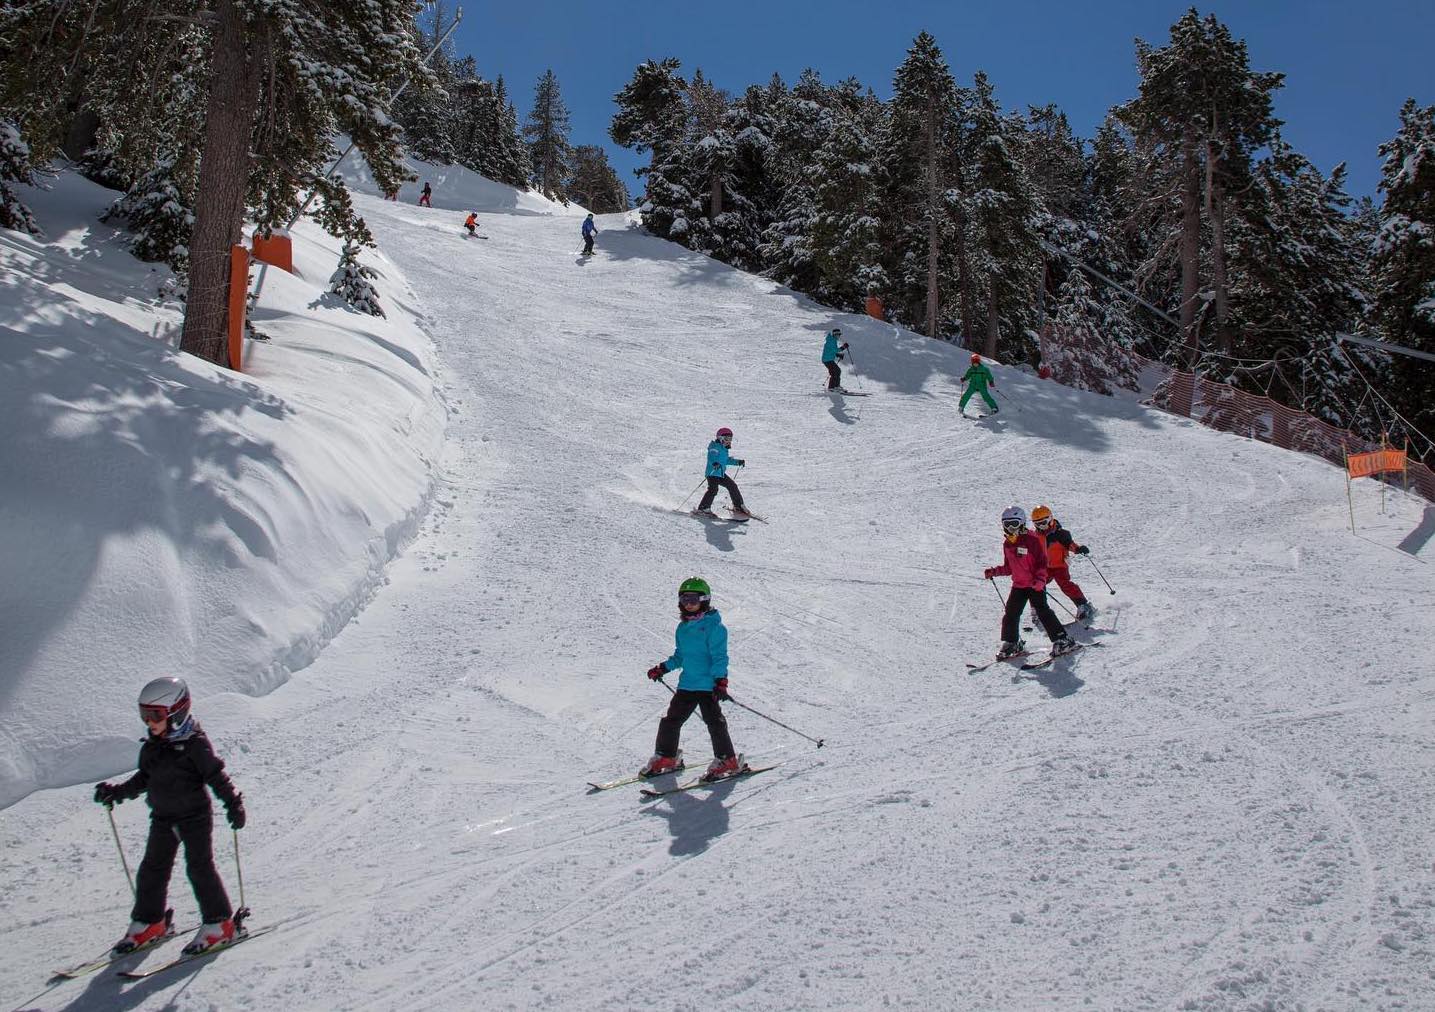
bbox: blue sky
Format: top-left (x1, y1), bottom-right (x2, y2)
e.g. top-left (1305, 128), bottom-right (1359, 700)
top-left (441, 0), bottom-right (1433, 201)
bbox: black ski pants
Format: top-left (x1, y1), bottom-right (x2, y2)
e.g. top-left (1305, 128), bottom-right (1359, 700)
top-left (697, 476), bottom-right (744, 511)
top-left (656, 689), bottom-right (735, 760)
top-left (582, 233), bottom-right (595, 254)
top-left (1001, 587), bottom-right (1066, 643)
top-left (824, 360), bottom-right (842, 390)
top-left (132, 813), bottom-right (232, 924)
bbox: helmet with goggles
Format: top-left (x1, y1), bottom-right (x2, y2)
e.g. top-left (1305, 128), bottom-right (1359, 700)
top-left (677, 577), bottom-right (712, 615)
top-left (1031, 505), bottom-right (1055, 529)
top-left (138, 676), bottom-right (191, 732)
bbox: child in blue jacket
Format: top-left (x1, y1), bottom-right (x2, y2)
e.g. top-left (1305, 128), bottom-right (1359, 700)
top-left (821, 328), bottom-right (849, 391)
top-left (643, 577), bottom-right (741, 781)
top-left (693, 426), bottom-right (749, 518)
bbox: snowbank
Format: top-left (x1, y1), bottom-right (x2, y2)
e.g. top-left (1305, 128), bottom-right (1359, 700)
top-left (337, 145), bottom-right (587, 217)
top-left (0, 171), bottom-right (444, 809)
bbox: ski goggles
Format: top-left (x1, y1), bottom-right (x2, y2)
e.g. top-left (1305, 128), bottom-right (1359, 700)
top-left (1033, 516), bottom-right (1056, 531)
top-left (1001, 519), bottom-right (1025, 534)
top-left (678, 592), bottom-right (708, 608)
top-left (139, 704), bottom-right (175, 724)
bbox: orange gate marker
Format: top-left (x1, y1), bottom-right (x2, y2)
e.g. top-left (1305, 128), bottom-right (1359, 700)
top-left (227, 244), bottom-right (248, 371)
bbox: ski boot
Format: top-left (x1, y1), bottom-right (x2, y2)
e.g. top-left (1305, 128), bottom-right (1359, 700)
top-left (113, 911), bottom-right (173, 954)
top-left (690, 508), bottom-right (718, 519)
top-left (640, 751), bottom-right (683, 778)
top-left (995, 639), bottom-right (1026, 661)
top-left (729, 506), bottom-right (753, 519)
top-left (1074, 601), bottom-right (1098, 623)
top-left (702, 754), bottom-right (743, 782)
top-left (182, 918), bottom-right (237, 956)
top-left (1050, 635), bottom-right (1080, 657)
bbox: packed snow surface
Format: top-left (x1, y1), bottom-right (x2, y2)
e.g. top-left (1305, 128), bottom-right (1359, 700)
top-left (3, 184), bottom-right (1434, 1011)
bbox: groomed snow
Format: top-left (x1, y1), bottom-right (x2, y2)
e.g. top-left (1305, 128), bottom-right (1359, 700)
top-left (0, 171), bottom-right (443, 810)
top-left (2, 180), bottom-right (1434, 1011)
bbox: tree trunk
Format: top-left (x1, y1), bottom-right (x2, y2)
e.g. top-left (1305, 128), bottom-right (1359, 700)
top-left (1178, 132), bottom-right (1202, 373)
top-left (710, 173), bottom-right (723, 219)
top-left (180, 0), bottom-right (260, 366)
top-left (983, 284), bottom-right (1000, 358)
top-left (1206, 139), bottom-right (1231, 356)
top-left (924, 92), bottom-right (940, 338)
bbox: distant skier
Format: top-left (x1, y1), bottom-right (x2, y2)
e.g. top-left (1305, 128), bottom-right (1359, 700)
top-left (93, 677), bottom-right (248, 956)
top-left (693, 426), bottom-right (749, 519)
top-left (983, 506), bottom-right (1077, 660)
top-left (960, 354), bottom-right (998, 415)
top-left (581, 213), bottom-right (597, 255)
top-left (463, 211), bottom-right (478, 237)
top-left (419, 181), bottom-right (432, 208)
top-left (1031, 505), bottom-right (1096, 622)
top-left (821, 327), bottom-right (850, 391)
top-left (642, 577), bottom-right (743, 782)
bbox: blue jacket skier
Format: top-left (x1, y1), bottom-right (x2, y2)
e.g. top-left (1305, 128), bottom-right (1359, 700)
top-left (643, 577), bottom-right (740, 781)
top-left (695, 426), bottom-right (749, 517)
top-left (821, 328), bottom-right (849, 391)
top-left (581, 213), bottom-right (597, 255)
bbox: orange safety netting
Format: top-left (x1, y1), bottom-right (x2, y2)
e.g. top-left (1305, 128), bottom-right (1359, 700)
top-left (1134, 357), bottom-right (1435, 504)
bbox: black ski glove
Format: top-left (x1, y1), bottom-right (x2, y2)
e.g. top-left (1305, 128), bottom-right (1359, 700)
top-left (225, 793), bottom-right (246, 830)
top-left (733, 459), bottom-right (745, 467)
top-left (94, 782), bottom-right (119, 807)
top-left (1075, 545), bottom-right (1090, 555)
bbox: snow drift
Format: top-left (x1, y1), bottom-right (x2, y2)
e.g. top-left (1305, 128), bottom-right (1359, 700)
top-left (0, 170), bottom-right (444, 809)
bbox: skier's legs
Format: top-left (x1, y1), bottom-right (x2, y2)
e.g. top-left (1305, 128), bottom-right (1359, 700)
top-left (979, 388), bottom-right (998, 410)
top-left (131, 819), bottom-right (181, 923)
top-left (583, 234), bottom-right (594, 254)
top-left (656, 691), bottom-right (703, 756)
top-left (1051, 566), bottom-right (1085, 605)
top-left (696, 694), bottom-right (736, 759)
top-left (696, 478), bottom-right (722, 511)
top-left (176, 814), bottom-right (232, 923)
top-left (959, 386), bottom-right (975, 411)
top-left (825, 361), bottom-right (842, 390)
top-left (1030, 590), bottom-right (1066, 641)
top-left (719, 476), bottom-right (745, 510)
top-left (1000, 589), bottom-right (1029, 643)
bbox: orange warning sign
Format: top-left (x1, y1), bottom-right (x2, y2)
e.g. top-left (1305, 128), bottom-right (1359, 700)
top-left (1346, 448), bottom-right (1406, 479)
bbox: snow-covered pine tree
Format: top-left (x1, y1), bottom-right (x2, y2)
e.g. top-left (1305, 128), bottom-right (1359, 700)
top-left (524, 70), bottom-right (572, 201)
top-left (103, 156), bottom-right (198, 272)
top-left (0, 119), bottom-right (39, 235)
top-left (1045, 264), bottom-right (1140, 395)
top-left (758, 72), bottom-right (826, 294)
top-left (491, 77), bottom-right (533, 188)
top-left (329, 241), bottom-right (385, 317)
top-left (1370, 98), bottom-right (1435, 451)
top-left (393, 14), bottom-right (456, 164)
top-left (610, 58), bottom-right (689, 200)
top-left (808, 102), bottom-right (886, 309)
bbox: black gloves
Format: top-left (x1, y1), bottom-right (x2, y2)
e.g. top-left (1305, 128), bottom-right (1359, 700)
top-left (94, 782), bottom-right (119, 807)
top-left (225, 793), bottom-right (246, 830)
top-left (733, 459), bottom-right (746, 467)
top-left (1075, 545), bottom-right (1090, 555)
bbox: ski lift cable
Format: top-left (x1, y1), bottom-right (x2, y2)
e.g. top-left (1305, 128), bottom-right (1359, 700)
top-left (1336, 343), bottom-right (1435, 455)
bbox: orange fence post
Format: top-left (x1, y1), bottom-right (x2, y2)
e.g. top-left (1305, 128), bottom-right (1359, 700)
top-left (251, 230), bottom-right (293, 273)
top-left (227, 244), bottom-right (248, 372)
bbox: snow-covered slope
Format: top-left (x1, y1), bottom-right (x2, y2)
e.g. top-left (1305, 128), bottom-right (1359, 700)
top-left (339, 148), bottom-right (586, 217)
top-left (0, 172), bottom-right (443, 809)
top-left (2, 191), bottom-right (1433, 1011)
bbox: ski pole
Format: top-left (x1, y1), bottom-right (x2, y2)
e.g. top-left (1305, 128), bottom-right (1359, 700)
top-left (1084, 554), bottom-right (1117, 595)
top-left (724, 695), bottom-right (825, 748)
top-left (106, 804), bottom-right (136, 901)
top-left (233, 829), bottom-right (247, 915)
top-left (845, 347), bottom-right (865, 392)
top-left (676, 478), bottom-right (706, 510)
top-left (987, 576), bottom-right (1006, 607)
top-left (656, 675), bottom-right (676, 695)
top-left (993, 387), bottom-right (1022, 414)
top-left (1047, 590), bottom-right (1076, 619)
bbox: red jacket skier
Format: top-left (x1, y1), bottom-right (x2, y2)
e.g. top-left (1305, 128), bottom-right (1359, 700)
top-left (983, 506), bottom-right (1077, 660)
top-left (1032, 505), bottom-right (1096, 622)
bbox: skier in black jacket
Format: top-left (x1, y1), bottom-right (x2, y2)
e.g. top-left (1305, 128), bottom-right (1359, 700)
top-left (95, 677), bottom-right (248, 956)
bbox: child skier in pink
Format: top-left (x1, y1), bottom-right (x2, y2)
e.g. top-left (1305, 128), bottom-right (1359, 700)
top-left (983, 506), bottom-right (1077, 660)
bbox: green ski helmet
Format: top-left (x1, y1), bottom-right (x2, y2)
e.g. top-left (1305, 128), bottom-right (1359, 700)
top-left (677, 577), bottom-right (712, 614)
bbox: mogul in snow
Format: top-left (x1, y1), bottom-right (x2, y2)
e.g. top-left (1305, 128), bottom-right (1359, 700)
top-left (984, 507), bottom-right (1078, 660)
top-left (960, 354), bottom-right (999, 416)
top-left (642, 578), bottom-right (743, 782)
top-left (692, 426), bottom-right (751, 519)
top-left (821, 327), bottom-right (850, 392)
top-left (94, 678), bottom-right (248, 957)
top-left (581, 213), bottom-right (598, 255)
top-left (1031, 505), bottom-right (1097, 622)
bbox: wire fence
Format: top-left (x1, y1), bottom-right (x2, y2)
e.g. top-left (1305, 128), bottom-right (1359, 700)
top-left (1135, 355), bottom-right (1435, 505)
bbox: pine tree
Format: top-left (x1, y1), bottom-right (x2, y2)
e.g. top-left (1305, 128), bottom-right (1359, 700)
top-left (610, 58), bottom-right (688, 198)
top-left (808, 106), bottom-right (886, 308)
top-left (1371, 98), bottom-right (1435, 451)
top-left (524, 70), bottom-right (572, 201)
top-left (493, 77), bottom-right (532, 188)
top-left (567, 145), bottom-right (630, 213)
top-left (103, 157), bottom-right (198, 272)
top-left (1046, 266), bottom-right (1141, 394)
top-left (329, 241), bottom-right (385, 317)
top-left (0, 119), bottom-right (39, 235)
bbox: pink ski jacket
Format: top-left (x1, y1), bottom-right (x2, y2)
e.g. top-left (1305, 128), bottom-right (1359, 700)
top-left (990, 530), bottom-right (1050, 590)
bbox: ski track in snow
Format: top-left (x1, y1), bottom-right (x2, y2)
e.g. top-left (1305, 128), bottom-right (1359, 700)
top-left (3, 198), bottom-right (1434, 1011)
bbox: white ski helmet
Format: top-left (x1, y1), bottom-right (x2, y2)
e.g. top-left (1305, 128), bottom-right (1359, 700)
top-left (138, 676), bottom-right (191, 731)
top-left (1000, 506), bottom-right (1026, 526)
